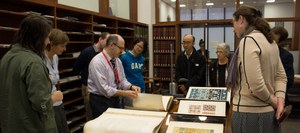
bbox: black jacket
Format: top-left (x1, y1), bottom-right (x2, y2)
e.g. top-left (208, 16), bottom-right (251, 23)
top-left (209, 59), bottom-right (228, 87)
top-left (279, 46), bottom-right (294, 90)
top-left (175, 47), bottom-right (206, 91)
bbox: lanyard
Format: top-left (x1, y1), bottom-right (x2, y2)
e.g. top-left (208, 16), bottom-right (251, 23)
top-left (102, 52), bottom-right (120, 84)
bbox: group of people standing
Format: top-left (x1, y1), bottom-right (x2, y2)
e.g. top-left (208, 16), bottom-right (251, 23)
top-left (0, 14), bottom-right (148, 133)
top-left (0, 5), bottom-right (294, 133)
top-left (175, 5), bottom-right (293, 133)
top-left (0, 15), bottom-right (67, 133)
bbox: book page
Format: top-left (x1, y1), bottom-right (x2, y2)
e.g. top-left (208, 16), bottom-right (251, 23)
top-left (166, 121), bottom-right (224, 133)
top-left (131, 93), bottom-right (172, 111)
top-left (176, 100), bottom-right (226, 117)
top-left (186, 87), bottom-right (230, 102)
top-left (84, 108), bottom-right (167, 133)
top-left (162, 95), bottom-right (173, 111)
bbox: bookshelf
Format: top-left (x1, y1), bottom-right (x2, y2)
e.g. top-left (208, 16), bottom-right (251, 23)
top-left (0, 0), bottom-right (149, 132)
top-left (153, 24), bottom-right (178, 93)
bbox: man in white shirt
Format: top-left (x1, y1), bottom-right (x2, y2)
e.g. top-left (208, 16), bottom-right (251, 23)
top-left (88, 34), bottom-right (140, 118)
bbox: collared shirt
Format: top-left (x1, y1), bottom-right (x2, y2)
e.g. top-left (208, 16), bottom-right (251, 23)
top-left (88, 50), bottom-right (131, 98)
top-left (93, 44), bottom-right (100, 53)
top-left (44, 54), bottom-right (63, 106)
top-left (184, 51), bottom-right (193, 59)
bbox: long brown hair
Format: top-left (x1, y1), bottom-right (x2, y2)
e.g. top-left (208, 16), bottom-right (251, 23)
top-left (13, 14), bottom-right (52, 58)
top-left (233, 6), bottom-right (273, 43)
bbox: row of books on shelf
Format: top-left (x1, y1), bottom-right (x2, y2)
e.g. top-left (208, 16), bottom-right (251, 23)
top-left (153, 54), bottom-right (176, 67)
top-left (154, 68), bottom-right (173, 81)
top-left (153, 27), bottom-right (176, 40)
top-left (134, 26), bottom-right (148, 38)
top-left (153, 40), bottom-right (176, 53)
top-left (83, 87), bottom-right (230, 133)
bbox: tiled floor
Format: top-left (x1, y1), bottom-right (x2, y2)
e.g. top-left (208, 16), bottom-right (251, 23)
top-left (281, 111), bottom-right (300, 133)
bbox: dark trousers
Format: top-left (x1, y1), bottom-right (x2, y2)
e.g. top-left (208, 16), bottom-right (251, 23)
top-left (53, 104), bottom-right (70, 133)
top-left (89, 93), bottom-right (121, 119)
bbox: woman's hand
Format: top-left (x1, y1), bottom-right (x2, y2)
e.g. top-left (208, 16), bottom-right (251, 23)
top-left (51, 90), bottom-right (63, 102)
top-left (275, 97), bottom-right (285, 120)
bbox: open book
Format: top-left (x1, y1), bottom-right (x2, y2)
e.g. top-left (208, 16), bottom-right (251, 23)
top-left (84, 108), bottom-right (167, 133)
top-left (127, 93), bottom-right (174, 111)
top-left (166, 121), bottom-right (224, 133)
top-left (186, 87), bottom-right (230, 102)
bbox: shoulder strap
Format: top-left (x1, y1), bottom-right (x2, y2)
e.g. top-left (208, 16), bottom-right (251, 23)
top-left (244, 36), bottom-right (262, 55)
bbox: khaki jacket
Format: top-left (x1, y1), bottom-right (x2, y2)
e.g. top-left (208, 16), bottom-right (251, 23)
top-left (233, 31), bottom-right (287, 113)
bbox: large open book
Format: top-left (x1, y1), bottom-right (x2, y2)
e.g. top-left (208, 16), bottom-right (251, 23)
top-left (127, 93), bottom-right (174, 111)
top-left (175, 100), bottom-right (226, 117)
top-left (84, 108), bottom-right (168, 133)
top-left (166, 121), bottom-right (224, 133)
top-left (186, 87), bottom-right (230, 102)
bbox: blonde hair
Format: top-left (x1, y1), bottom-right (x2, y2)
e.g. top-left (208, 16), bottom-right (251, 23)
top-left (46, 28), bottom-right (69, 51)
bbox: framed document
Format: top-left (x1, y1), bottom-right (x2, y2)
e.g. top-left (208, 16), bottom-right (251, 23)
top-left (186, 87), bottom-right (230, 102)
top-left (166, 121), bottom-right (224, 133)
top-left (176, 100), bottom-right (226, 117)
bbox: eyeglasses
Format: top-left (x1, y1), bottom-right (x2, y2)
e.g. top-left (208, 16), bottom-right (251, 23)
top-left (181, 41), bottom-right (194, 45)
top-left (216, 51), bottom-right (224, 54)
top-left (136, 44), bottom-right (144, 50)
top-left (113, 43), bottom-right (125, 51)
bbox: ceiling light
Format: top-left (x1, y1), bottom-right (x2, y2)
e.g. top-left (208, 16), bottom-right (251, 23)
top-left (206, 2), bottom-right (214, 6)
top-left (180, 4), bottom-right (186, 7)
top-left (171, 0), bottom-right (176, 2)
top-left (240, 1), bottom-right (244, 4)
top-left (266, 0), bottom-right (275, 3)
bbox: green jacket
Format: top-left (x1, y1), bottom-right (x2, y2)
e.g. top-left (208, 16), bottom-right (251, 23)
top-left (0, 44), bottom-right (57, 133)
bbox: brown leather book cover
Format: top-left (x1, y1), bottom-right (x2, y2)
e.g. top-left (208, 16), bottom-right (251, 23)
top-left (277, 105), bottom-right (292, 124)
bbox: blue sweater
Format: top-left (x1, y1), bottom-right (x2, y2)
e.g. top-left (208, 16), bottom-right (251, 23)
top-left (120, 50), bottom-right (145, 92)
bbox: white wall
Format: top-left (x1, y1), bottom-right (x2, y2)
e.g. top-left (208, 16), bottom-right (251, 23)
top-left (264, 3), bottom-right (294, 18)
top-left (110, 0), bottom-right (130, 19)
top-left (159, 0), bottom-right (176, 22)
top-left (138, 0), bottom-right (155, 78)
top-left (58, 0), bottom-right (99, 12)
top-left (265, 3), bottom-right (294, 38)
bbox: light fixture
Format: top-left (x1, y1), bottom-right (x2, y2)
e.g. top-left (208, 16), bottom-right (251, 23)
top-left (206, 2), bottom-right (214, 6)
top-left (171, 0), bottom-right (176, 2)
top-left (235, 1), bottom-right (244, 4)
top-left (180, 4), bottom-right (186, 7)
top-left (198, 116), bottom-right (207, 121)
top-left (266, 0), bottom-right (275, 3)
